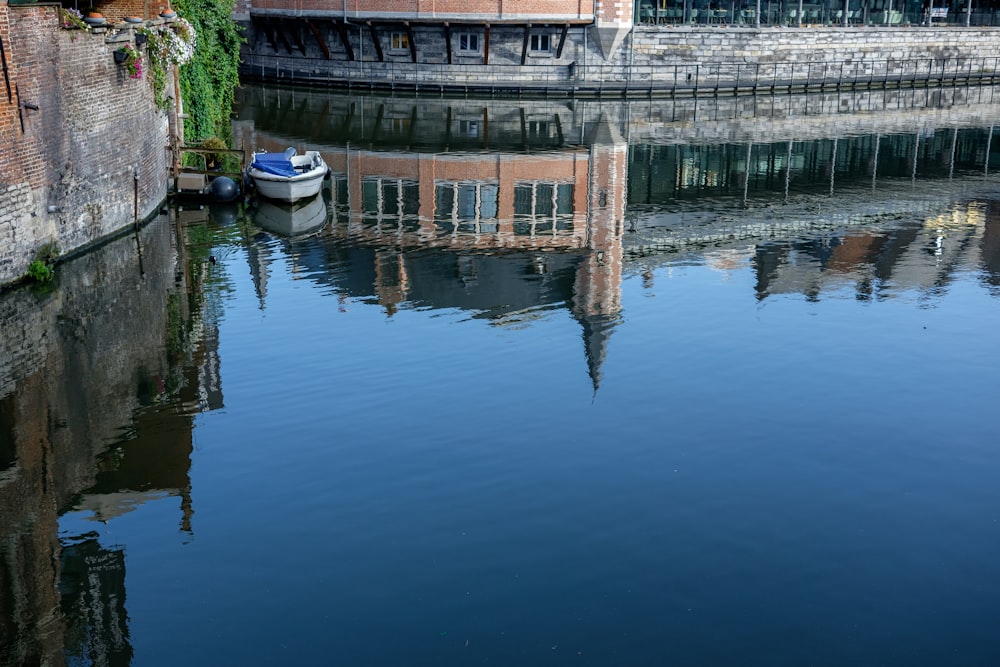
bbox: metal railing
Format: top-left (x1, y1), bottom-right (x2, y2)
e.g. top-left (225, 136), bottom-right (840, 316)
top-left (242, 55), bottom-right (1000, 97)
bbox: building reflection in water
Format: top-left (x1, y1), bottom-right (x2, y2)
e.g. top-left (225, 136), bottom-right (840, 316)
top-left (236, 85), bottom-right (1000, 389)
top-left (239, 110), bottom-right (628, 391)
top-left (2, 85), bottom-right (1000, 665)
top-left (0, 212), bottom-right (223, 665)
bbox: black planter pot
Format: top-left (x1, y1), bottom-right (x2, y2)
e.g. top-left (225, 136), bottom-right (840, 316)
top-left (114, 49), bottom-right (128, 64)
top-left (135, 33), bottom-right (147, 46)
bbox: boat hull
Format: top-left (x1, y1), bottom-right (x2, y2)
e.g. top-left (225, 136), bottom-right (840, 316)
top-left (247, 150), bottom-right (328, 203)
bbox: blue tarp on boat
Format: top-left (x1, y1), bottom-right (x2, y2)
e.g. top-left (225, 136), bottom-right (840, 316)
top-left (250, 150), bottom-right (297, 178)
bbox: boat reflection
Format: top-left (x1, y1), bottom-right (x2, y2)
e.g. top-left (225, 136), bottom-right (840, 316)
top-left (251, 192), bottom-right (329, 237)
top-left (230, 84), bottom-right (1000, 386)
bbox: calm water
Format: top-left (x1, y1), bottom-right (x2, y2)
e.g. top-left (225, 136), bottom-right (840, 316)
top-left (2, 86), bottom-right (1000, 666)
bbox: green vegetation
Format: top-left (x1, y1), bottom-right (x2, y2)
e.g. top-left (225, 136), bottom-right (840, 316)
top-left (26, 260), bottom-right (53, 283)
top-left (26, 241), bottom-right (60, 285)
top-left (173, 0), bottom-right (244, 147)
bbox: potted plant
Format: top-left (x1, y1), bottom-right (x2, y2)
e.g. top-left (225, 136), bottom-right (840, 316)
top-left (83, 9), bottom-right (106, 25)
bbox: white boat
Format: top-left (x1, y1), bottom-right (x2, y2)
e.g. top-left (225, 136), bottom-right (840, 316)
top-left (252, 193), bottom-right (328, 237)
top-left (247, 147), bottom-right (328, 203)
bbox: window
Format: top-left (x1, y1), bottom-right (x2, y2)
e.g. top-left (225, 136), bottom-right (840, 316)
top-left (457, 32), bottom-right (479, 53)
top-left (389, 117), bottom-right (411, 136)
top-left (459, 120), bottom-right (479, 138)
top-left (513, 182), bottom-right (575, 236)
top-left (530, 33), bottom-right (550, 53)
top-left (435, 181), bottom-right (500, 230)
top-left (390, 32), bottom-right (409, 51)
top-left (527, 121), bottom-right (550, 141)
top-left (361, 177), bottom-right (420, 221)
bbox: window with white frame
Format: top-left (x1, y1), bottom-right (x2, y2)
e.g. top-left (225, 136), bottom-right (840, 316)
top-left (361, 177), bottom-right (420, 222)
top-left (390, 32), bottom-right (409, 51)
top-left (457, 32), bottom-right (480, 54)
top-left (434, 181), bottom-right (499, 232)
top-left (529, 33), bottom-right (550, 53)
top-left (512, 182), bottom-right (575, 236)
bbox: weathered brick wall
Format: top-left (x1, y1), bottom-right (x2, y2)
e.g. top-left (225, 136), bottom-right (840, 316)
top-left (0, 4), bottom-right (170, 288)
top-left (0, 3), bottom-right (45, 285)
top-left (88, 0), bottom-right (154, 21)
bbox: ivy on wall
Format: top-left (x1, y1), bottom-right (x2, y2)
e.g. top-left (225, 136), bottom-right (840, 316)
top-left (172, 0), bottom-right (243, 145)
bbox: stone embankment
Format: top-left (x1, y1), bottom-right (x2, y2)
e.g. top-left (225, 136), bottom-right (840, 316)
top-left (239, 23), bottom-right (1000, 95)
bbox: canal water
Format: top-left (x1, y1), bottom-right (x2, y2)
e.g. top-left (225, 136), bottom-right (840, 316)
top-left (2, 85), bottom-right (999, 666)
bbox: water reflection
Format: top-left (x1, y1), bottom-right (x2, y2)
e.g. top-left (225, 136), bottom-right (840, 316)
top-left (1, 85), bottom-right (999, 664)
top-left (0, 216), bottom-right (220, 665)
top-left (235, 84), bottom-right (1000, 380)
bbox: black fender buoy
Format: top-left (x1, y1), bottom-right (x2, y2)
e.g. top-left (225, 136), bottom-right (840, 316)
top-left (209, 176), bottom-right (240, 203)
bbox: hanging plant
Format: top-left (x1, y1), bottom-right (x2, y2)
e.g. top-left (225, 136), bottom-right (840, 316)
top-left (60, 8), bottom-right (90, 31)
top-left (116, 44), bottom-right (143, 79)
top-left (137, 17), bottom-right (197, 108)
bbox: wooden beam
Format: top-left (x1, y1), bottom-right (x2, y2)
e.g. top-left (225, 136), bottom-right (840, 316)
top-left (371, 104), bottom-right (386, 147)
top-left (519, 106), bottom-right (527, 150)
top-left (306, 20), bottom-right (330, 60)
top-left (482, 107), bottom-right (490, 150)
top-left (405, 23), bottom-right (417, 63)
top-left (313, 100), bottom-right (331, 139)
top-left (367, 22), bottom-right (384, 62)
top-left (520, 25), bottom-right (530, 66)
top-left (335, 21), bottom-right (355, 61)
top-left (407, 105), bottom-right (418, 145)
top-left (444, 106), bottom-right (452, 150)
top-left (286, 19), bottom-right (306, 56)
top-left (338, 102), bottom-right (356, 135)
top-left (556, 24), bottom-right (568, 59)
top-left (444, 23), bottom-right (452, 65)
top-left (274, 20), bottom-right (294, 55)
top-left (257, 18), bottom-right (277, 52)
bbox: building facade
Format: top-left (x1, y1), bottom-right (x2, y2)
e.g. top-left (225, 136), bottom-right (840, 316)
top-left (235, 0), bottom-right (1000, 92)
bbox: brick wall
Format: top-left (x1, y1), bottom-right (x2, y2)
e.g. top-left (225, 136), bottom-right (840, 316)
top-left (89, 0), bottom-right (156, 22)
top-left (0, 3), bottom-right (171, 287)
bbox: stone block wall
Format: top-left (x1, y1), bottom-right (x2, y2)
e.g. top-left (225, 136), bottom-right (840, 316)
top-left (635, 25), bottom-right (1000, 66)
top-left (0, 3), bottom-right (170, 288)
top-left (241, 20), bottom-right (1000, 91)
top-left (251, 0), bottom-right (592, 20)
